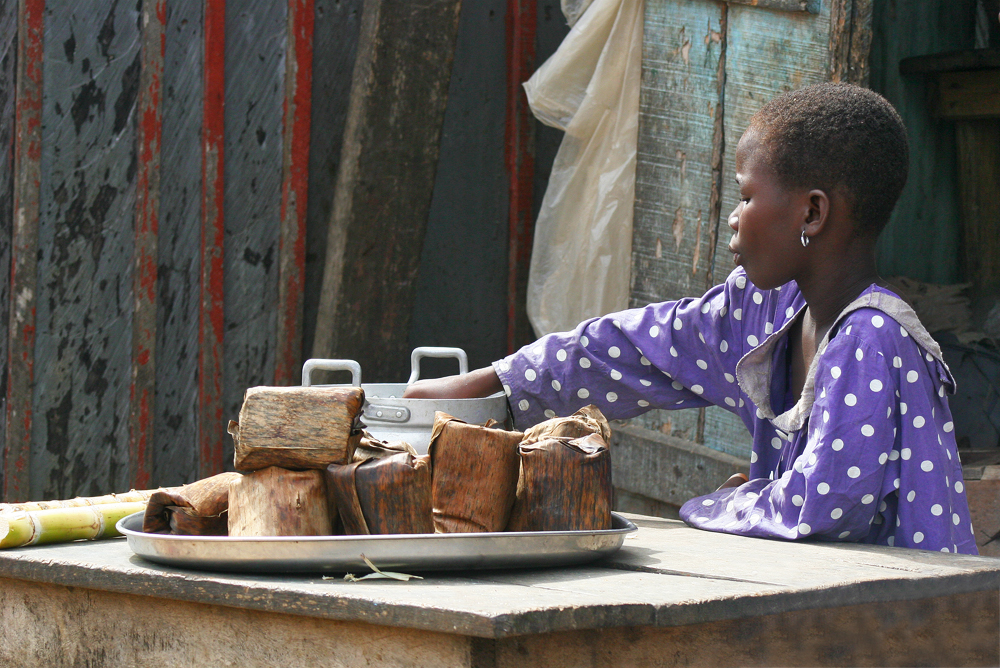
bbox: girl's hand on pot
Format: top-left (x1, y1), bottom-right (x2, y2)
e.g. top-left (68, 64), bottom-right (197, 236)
top-left (403, 366), bottom-right (503, 399)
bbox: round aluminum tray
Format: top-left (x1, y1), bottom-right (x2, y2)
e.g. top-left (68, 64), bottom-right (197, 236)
top-left (117, 512), bottom-right (637, 574)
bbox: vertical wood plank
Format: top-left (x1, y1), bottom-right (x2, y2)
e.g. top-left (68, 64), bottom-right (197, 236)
top-left (828, 0), bottom-right (873, 86)
top-left (628, 0), bottom-right (726, 447)
top-left (630, 0), bottom-right (726, 308)
top-left (199, 0), bottom-right (226, 479)
top-left (154, 0), bottom-right (204, 486)
top-left (274, 0), bottom-right (314, 386)
top-left (302, 0), bottom-right (363, 366)
top-left (5, 0), bottom-right (43, 501)
top-left (956, 120), bottom-right (1000, 320)
top-left (505, 0), bottom-right (536, 353)
top-left (846, 0), bottom-right (873, 86)
top-left (869, 0), bottom-right (974, 285)
top-left (301, 0), bottom-right (362, 362)
top-left (130, 0), bottom-right (165, 490)
top-left (313, 0), bottom-right (463, 382)
top-left (0, 0), bottom-right (19, 501)
top-left (222, 0), bottom-right (286, 465)
top-left (408, 0), bottom-right (510, 373)
top-left (700, 2), bottom-right (833, 458)
top-left (32, 0), bottom-right (141, 498)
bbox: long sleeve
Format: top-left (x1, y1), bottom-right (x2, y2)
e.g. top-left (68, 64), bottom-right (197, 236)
top-left (681, 332), bottom-right (895, 541)
top-left (681, 302), bottom-right (977, 554)
top-left (493, 269), bottom-right (765, 429)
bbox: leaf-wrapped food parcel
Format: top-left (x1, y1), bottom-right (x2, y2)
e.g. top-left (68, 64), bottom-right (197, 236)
top-left (228, 467), bottom-right (333, 537)
top-left (351, 431), bottom-right (417, 464)
top-left (326, 452), bottom-right (433, 535)
top-left (142, 472), bottom-right (242, 535)
top-left (506, 433), bottom-right (612, 532)
top-left (229, 386), bottom-right (365, 471)
top-left (430, 412), bottom-right (523, 533)
top-left (521, 404), bottom-right (611, 444)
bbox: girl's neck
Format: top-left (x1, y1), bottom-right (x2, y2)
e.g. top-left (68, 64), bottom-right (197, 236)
top-left (796, 241), bottom-right (882, 333)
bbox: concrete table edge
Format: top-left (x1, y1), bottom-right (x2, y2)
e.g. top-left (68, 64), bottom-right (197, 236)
top-left (1, 518), bottom-right (999, 639)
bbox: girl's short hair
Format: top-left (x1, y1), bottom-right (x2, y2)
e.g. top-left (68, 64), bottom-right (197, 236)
top-left (748, 83), bottom-right (909, 238)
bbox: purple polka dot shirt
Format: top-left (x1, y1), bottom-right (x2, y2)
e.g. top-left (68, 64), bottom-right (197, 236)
top-left (494, 268), bottom-right (977, 554)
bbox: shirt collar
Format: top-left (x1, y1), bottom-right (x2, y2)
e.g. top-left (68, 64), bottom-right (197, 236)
top-left (735, 285), bottom-right (955, 434)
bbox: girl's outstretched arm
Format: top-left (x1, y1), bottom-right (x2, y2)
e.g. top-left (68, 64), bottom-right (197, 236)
top-left (403, 366), bottom-right (503, 399)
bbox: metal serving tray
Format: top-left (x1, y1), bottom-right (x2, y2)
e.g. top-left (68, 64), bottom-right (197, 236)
top-left (117, 512), bottom-right (637, 574)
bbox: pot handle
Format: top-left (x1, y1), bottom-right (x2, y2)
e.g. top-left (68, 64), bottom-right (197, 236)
top-left (301, 359), bottom-right (362, 387)
top-left (408, 347), bottom-right (469, 384)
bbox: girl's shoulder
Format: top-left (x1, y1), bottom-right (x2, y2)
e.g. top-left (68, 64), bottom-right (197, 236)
top-left (827, 284), bottom-right (955, 392)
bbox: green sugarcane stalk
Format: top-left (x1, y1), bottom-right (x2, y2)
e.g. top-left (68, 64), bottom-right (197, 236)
top-left (0, 490), bottom-right (157, 514)
top-left (0, 502), bottom-right (147, 549)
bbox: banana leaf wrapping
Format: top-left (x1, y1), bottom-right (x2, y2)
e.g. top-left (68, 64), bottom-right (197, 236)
top-left (142, 472), bottom-right (242, 535)
top-left (520, 404), bottom-right (611, 445)
top-left (228, 467), bottom-right (333, 537)
top-left (506, 433), bottom-right (613, 532)
top-left (228, 386), bottom-right (365, 472)
top-left (430, 412), bottom-right (523, 533)
top-left (352, 431), bottom-right (417, 464)
top-left (326, 451), bottom-right (433, 535)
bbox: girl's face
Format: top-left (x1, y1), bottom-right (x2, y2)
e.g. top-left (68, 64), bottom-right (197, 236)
top-left (727, 129), bottom-right (810, 290)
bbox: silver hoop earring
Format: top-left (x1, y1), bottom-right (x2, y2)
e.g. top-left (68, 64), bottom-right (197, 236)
top-left (800, 230), bottom-right (810, 248)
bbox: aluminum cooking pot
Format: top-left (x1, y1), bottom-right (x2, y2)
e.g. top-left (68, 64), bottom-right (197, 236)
top-left (302, 347), bottom-right (510, 454)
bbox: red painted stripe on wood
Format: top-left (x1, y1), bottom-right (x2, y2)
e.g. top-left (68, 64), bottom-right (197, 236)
top-left (130, 0), bottom-right (166, 490)
top-left (275, 0), bottom-right (314, 386)
top-left (4, 0), bottom-right (45, 502)
top-left (199, 0), bottom-right (226, 478)
top-left (504, 0), bottom-right (536, 354)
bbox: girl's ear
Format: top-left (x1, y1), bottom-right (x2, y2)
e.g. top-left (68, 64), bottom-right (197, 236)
top-left (803, 189), bottom-right (830, 237)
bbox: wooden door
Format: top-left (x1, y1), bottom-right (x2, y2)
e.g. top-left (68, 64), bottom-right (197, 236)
top-left (628, 0), bottom-right (872, 458)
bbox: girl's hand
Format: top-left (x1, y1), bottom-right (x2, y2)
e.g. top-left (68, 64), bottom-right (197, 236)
top-left (716, 472), bottom-right (749, 491)
top-left (402, 366), bottom-right (503, 399)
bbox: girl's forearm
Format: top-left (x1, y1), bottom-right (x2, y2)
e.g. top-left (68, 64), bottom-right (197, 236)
top-left (402, 366), bottom-right (503, 399)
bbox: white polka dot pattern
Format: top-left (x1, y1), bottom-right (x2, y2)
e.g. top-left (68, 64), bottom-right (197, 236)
top-left (494, 270), bottom-right (975, 555)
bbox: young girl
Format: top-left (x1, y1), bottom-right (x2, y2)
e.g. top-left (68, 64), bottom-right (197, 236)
top-left (405, 83), bottom-right (976, 555)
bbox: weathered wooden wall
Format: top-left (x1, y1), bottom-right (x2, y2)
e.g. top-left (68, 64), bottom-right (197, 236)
top-left (0, 0), bottom-right (564, 500)
top-left (0, 0), bottom-right (316, 500)
top-left (870, 0), bottom-right (977, 285)
top-left (629, 0), bottom-right (872, 460)
top-left (0, 0), bottom-right (16, 500)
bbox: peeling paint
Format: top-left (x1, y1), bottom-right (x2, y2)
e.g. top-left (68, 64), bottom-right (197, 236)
top-left (691, 209), bottom-right (702, 274)
top-left (672, 206), bottom-right (684, 251)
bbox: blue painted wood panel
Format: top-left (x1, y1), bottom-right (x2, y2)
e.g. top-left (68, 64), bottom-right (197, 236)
top-left (629, 0), bottom-right (726, 449)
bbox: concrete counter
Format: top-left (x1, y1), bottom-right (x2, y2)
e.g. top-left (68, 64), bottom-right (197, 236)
top-left (1, 514), bottom-right (998, 666)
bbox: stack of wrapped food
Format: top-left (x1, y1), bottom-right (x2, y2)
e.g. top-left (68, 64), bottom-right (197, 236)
top-left (142, 385), bottom-right (614, 538)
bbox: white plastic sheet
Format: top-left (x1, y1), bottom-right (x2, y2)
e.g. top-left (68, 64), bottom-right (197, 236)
top-left (561, 0), bottom-right (597, 27)
top-left (524, 0), bottom-right (643, 337)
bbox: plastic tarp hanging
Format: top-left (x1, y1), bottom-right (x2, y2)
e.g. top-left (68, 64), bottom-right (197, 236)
top-left (524, 0), bottom-right (643, 337)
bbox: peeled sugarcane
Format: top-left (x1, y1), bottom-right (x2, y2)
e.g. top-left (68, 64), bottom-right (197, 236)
top-left (0, 489), bottom-right (157, 514)
top-left (0, 502), bottom-right (146, 549)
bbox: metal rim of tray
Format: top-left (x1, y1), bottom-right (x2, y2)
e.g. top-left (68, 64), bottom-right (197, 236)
top-left (117, 512), bottom-right (638, 574)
